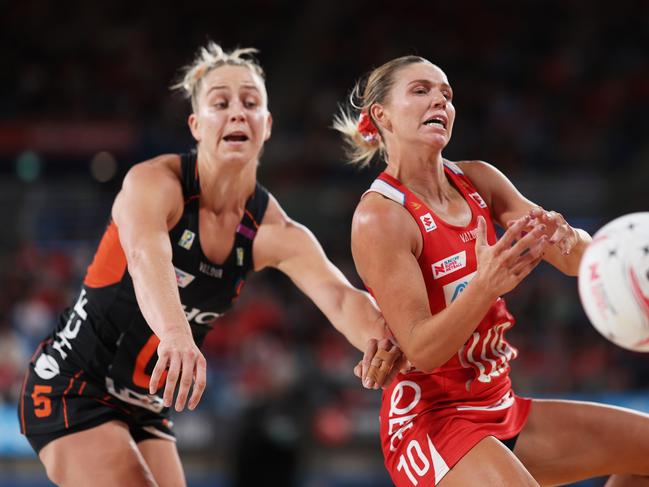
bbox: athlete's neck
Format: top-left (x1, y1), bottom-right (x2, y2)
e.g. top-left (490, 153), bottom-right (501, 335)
top-left (384, 148), bottom-right (454, 206)
top-left (196, 149), bottom-right (258, 215)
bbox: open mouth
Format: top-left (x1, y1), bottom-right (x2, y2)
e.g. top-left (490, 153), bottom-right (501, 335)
top-left (223, 133), bottom-right (249, 142)
top-left (423, 117), bottom-right (447, 129)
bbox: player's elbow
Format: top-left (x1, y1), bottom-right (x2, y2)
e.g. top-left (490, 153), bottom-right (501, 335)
top-left (400, 330), bottom-right (454, 373)
top-left (125, 245), bottom-right (150, 277)
top-left (125, 245), bottom-right (146, 268)
top-left (406, 352), bottom-right (447, 374)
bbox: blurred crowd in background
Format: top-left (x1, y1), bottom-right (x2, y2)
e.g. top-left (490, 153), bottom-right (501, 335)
top-left (1, 0), bottom-right (647, 485)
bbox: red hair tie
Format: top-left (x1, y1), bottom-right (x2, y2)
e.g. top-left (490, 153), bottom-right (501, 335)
top-left (357, 111), bottom-right (379, 143)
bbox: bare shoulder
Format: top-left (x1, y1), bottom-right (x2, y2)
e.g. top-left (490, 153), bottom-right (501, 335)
top-left (123, 154), bottom-right (180, 182)
top-left (455, 159), bottom-right (513, 188)
top-left (352, 193), bottom-right (420, 253)
top-left (455, 159), bottom-right (512, 203)
top-left (123, 154), bottom-right (181, 189)
top-left (456, 159), bottom-right (534, 225)
top-left (113, 154), bottom-right (184, 225)
top-left (455, 159), bottom-right (497, 178)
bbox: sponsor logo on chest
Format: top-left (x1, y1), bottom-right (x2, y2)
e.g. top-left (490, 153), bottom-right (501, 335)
top-left (419, 212), bottom-right (437, 233)
top-left (469, 192), bottom-right (487, 209)
top-left (174, 267), bottom-right (196, 288)
top-left (442, 271), bottom-right (477, 305)
top-left (199, 261), bottom-right (223, 278)
top-left (459, 227), bottom-right (478, 243)
top-left (432, 250), bottom-right (466, 280)
top-left (178, 229), bottom-right (196, 250)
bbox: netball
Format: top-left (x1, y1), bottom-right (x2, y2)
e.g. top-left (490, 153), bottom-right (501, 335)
top-left (578, 213), bottom-right (649, 352)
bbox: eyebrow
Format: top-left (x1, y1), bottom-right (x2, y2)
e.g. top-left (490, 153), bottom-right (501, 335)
top-left (206, 84), bottom-right (261, 95)
top-left (407, 79), bottom-right (453, 91)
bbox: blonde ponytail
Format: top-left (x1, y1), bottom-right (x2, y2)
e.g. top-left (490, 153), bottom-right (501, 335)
top-left (334, 55), bottom-right (430, 167)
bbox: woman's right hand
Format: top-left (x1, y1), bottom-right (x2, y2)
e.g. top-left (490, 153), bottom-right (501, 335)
top-left (149, 330), bottom-right (207, 412)
top-left (474, 215), bottom-right (548, 299)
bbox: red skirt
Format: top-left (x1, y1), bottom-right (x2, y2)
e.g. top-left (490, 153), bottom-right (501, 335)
top-left (381, 390), bottom-right (531, 486)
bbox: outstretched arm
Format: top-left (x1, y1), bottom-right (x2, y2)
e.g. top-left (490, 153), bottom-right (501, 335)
top-left (112, 156), bottom-right (206, 411)
top-left (460, 160), bottom-right (591, 276)
top-left (253, 195), bottom-right (408, 387)
top-left (253, 195), bottom-right (387, 350)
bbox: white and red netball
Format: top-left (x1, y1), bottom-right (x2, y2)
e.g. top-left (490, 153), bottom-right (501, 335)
top-left (578, 212), bottom-right (649, 352)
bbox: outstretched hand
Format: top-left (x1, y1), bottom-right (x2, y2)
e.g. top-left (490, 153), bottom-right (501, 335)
top-left (149, 331), bottom-right (207, 412)
top-left (526, 207), bottom-right (578, 256)
top-left (355, 337), bottom-right (411, 390)
top-left (474, 214), bottom-right (549, 298)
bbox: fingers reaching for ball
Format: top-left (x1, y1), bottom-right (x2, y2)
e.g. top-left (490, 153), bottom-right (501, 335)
top-left (529, 207), bottom-right (578, 256)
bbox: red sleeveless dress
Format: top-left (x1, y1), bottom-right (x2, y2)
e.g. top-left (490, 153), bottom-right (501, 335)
top-left (366, 161), bottom-right (531, 486)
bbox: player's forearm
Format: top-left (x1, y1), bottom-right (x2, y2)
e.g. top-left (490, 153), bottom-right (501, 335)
top-left (126, 244), bottom-right (192, 339)
top-left (402, 278), bottom-right (496, 372)
top-left (287, 255), bottom-right (389, 351)
top-left (335, 287), bottom-right (387, 351)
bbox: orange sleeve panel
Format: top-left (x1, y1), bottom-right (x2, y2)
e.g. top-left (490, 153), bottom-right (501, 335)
top-left (84, 221), bottom-right (127, 288)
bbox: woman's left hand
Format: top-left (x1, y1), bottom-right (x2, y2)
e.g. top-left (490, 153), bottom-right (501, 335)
top-left (526, 207), bottom-right (579, 256)
top-left (354, 338), bottom-right (411, 390)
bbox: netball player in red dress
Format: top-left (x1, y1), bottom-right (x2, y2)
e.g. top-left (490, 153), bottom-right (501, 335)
top-left (337, 56), bottom-right (649, 486)
top-left (18, 43), bottom-right (405, 487)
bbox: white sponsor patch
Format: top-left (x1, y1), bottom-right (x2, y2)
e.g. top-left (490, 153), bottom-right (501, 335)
top-left (442, 271), bottom-right (477, 305)
top-left (178, 229), bottom-right (196, 250)
top-left (34, 353), bottom-right (60, 380)
top-left (106, 377), bottom-right (164, 413)
top-left (432, 251), bottom-right (467, 280)
top-left (419, 212), bottom-right (437, 233)
top-left (174, 267), bottom-right (196, 288)
top-left (469, 192), bottom-right (487, 208)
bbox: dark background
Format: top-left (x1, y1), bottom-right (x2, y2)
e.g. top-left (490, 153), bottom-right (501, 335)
top-left (0, 1), bottom-right (647, 486)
